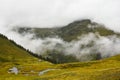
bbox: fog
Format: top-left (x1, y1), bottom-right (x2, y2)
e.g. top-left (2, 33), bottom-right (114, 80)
top-left (0, 0), bottom-right (120, 61)
top-left (7, 31), bottom-right (120, 61)
top-left (33, 33), bottom-right (120, 60)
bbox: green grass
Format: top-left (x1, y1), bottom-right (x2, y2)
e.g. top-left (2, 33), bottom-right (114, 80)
top-left (0, 34), bottom-right (37, 62)
top-left (1, 57), bottom-right (119, 80)
top-left (0, 34), bottom-right (55, 79)
top-left (0, 34), bottom-right (120, 80)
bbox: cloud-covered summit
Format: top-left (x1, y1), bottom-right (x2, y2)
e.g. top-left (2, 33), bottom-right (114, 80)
top-left (0, 0), bottom-right (120, 32)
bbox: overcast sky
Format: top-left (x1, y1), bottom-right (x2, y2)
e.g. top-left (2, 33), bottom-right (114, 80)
top-left (0, 0), bottom-right (120, 57)
top-left (0, 0), bottom-right (120, 32)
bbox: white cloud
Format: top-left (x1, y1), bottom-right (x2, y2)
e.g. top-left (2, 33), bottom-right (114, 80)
top-left (0, 0), bottom-right (120, 30)
top-left (0, 0), bottom-right (120, 61)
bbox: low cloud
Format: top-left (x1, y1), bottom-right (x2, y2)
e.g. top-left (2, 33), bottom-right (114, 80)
top-left (7, 31), bottom-right (120, 61)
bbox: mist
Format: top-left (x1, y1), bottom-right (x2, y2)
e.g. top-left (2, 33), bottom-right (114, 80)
top-left (0, 0), bottom-right (120, 61)
top-left (7, 31), bottom-right (120, 61)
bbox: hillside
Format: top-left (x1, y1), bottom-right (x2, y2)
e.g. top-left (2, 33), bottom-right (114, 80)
top-left (0, 34), bottom-right (37, 62)
top-left (0, 34), bottom-right (120, 80)
top-left (0, 34), bottom-right (54, 79)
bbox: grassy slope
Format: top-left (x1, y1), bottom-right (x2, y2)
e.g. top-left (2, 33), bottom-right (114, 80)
top-left (0, 34), bottom-right (120, 80)
top-left (1, 55), bottom-right (120, 80)
top-left (0, 34), bottom-right (54, 80)
top-left (0, 35), bottom-right (35, 62)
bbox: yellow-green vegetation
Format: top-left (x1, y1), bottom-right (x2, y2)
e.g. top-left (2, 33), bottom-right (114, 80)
top-left (93, 26), bottom-right (115, 36)
top-left (0, 34), bottom-right (120, 80)
top-left (0, 34), bottom-right (55, 79)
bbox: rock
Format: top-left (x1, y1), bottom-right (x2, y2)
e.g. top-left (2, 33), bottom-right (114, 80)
top-left (8, 67), bottom-right (19, 75)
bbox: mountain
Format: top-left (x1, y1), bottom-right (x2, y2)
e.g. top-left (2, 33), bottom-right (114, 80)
top-left (14, 19), bottom-right (119, 42)
top-left (12, 19), bottom-right (120, 63)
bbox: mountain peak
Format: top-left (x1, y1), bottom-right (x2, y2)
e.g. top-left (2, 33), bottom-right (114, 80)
top-left (14, 19), bottom-right (118, 42)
